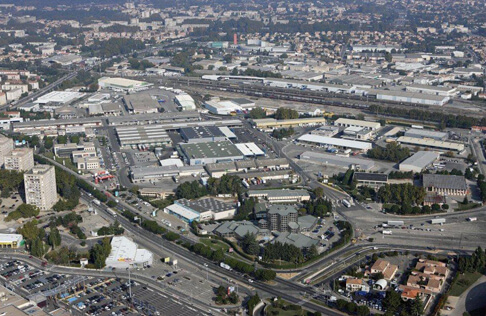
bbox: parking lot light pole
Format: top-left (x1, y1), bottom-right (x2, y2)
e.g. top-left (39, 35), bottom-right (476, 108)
top-left (126, 267), bottom-right (132, 301)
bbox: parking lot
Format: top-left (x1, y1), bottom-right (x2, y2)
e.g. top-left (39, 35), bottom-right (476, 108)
top-left (0, 259), bottom-right (213, 316)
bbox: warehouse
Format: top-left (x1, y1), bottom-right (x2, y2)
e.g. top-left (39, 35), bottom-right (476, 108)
top-left (310, 126), bottom-right (340, 137)
top-left (175, 197), bottom-right (237, 221)
top-left (130, 165), bottom-right (204, 183)
top-left (98, 77), bottom-right (153, 92)
top-left (204, 100), bottom-right (242, 115)
top-left (370, 90), bottom-right (450, 106)
top-left (180, 126), bottom-right (227, 143)
top-left (235, 142), bottom-right (265, 157)
top-left (106, 112), bottom-right (200, 126)
top-left (399, 151), bottom-right (440, 173)
top-left (174, 94), bottom-right (196, 111)
top-left (342, 126), bottom-right (374, 140)
top-left (115, 125), bottom-right (171, 148)
top-left (422, 174), bottom-right (468, 196)
top-left (397, 136), bottom-right (464, 152)
top-left (247, 189), bottom-right (310, 203)
top-left (334, 118), bottom-right (381, 131)
top-left (354, 172), bottom-right (388, 188)
top-left (179, 140), bottom-right (244, 165)
top-left (0, 234), bottom-right (23, 248)
top-left (123, 94), bottom-right (159, 114)
top-left (404, 128), bottom-right (448, 141)
top-left (105, 236), bottom-right (153, 270)
top-left (298, 134), bottom-right (372, 151)
top-left (299, 151), bottom-right (375, 171)
top-left (13, 117), bottom-right (102, 134)
top-left (231, 98), bottom-right (255, 109)
top-left (253, 117), bottom-right (327, 130)
top-left (205, 161), bottom-right (238, 178)
top-left (205, 158), bottom-right (290, 178)
top-left (405, 84), bottom-right (457, 97)
top-left (34, 91), bottom-right (85, 105)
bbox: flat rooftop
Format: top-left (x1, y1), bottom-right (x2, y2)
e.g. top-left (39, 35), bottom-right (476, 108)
top-left (180, 140), bottom-right (242, 159)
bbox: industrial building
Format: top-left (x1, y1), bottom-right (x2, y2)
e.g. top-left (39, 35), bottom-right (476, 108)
top-left (205, 158), bottom-right (290, 178)
top-left (98, 77), bottom-right (153, 92)
top-left (0, 135), bottom-right (14, 167)
top-left (252, 117), bottom-right (327, 130)
top-left (234, 143), bottom-right (265, 157)
top-left (106, 111), bottom-right (201, 126)
top-left (370, 90), bottom-right (450, 106)
top-left (4, 148), bottom-right (34, 172)
top-left (422, 174), bottom-right (468, 196)
top-left (334, 118), bottom-right (381, 131)
top-left (0, 234), bottom-right (23, 248)
top-left (399, 151), bottom-right (440, 173)
top-left (54, 142), bottom-right (95, 157)
top-left (342, 126), bottom-right (374, 140)
top-left (310, 126), bottom-right (340, 137)
top-left (180, 126), bottom-right (227, 143)
top-left (24, 165), bottom-right (58, 211)
top-left (123, 94), bottom-right (159, 114)
top-left (354, 172), bottom-right (388, 188)
top-left (404, 129), bottom-right (448, 141)
top-left (397, 136), bottom-right (465, 152)
top-left (298, 134), bottom-right (372, 151)
top-left (247, 189), bottom-right (310, 203)
top-left (405, 84), bottom-right (457, 97)
top-left (299, 151), bottom-right (375, 171)
top-left (204, 100), bottom-right (243, 115)
top-left (88, 103), bottom-right (123, 116)
top-left (164, 198), bottom-right (236, 222)
top-left (115, 125), bottom-right (171, 148)
top-left (179, 141), bottom-right (244, 165)
top-left (174, 94), bottom-right (196, 111)
top-left (105, 236), bottom-right (153, 269)
top-left (130, 165), bottom-right (205, 183)
top-left (13, 118), bottom-right (103, 134)
top-left (34, 91), bottom-right (85, 105)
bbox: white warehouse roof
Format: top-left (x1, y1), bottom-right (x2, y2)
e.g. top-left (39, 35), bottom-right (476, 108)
top-left (35, 91), bottom-right (85, 104)
top-left (298, 134), bottom-right (373, 150)
top-left (235, 142), bottom-right (265, 156)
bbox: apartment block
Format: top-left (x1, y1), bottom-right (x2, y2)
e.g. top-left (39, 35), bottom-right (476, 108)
top-left (4, 148), bottom-right (34, 172)
top-left (0, 135), bottom-right (14, 167)
top-left (24, 165), bottom-right (58, 211)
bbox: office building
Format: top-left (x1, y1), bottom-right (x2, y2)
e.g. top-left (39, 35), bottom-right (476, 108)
top-left (0, 135), bottom-right (14, 167)
top-left (4, 148), bottom-right (34, 172)
top-left (354, 172), bottom-right (388, 188)
top-left (24, 165), bottom-right (58, 211)
top-left (267, 205), bottom-right (298, 232)
top-left (77, 157), bottom-right (100, 170)
top-left (247, 189), bottom-right (310, 203)
top-left (399, 151), bottom-right (440, 173)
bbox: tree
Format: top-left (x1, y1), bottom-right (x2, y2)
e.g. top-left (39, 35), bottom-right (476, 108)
top-left (247, 293), bottom-right (260, 314)
top-left (308, 244), bottom-right (319, 258)
top-left (31, 237), bottom-right (47, 258)
top-left (357, 305), bottom-right (370, 316)
top-left (7, 204), bottom-right (40, 221)
top-left (211, 249), bottom-right (224, 262)
top-left (249, 107), bottom-right (266, 119)
top-left (409, 294), bottom-right (424, 316)
top-left (255, 269), bottom-right (276, 281)
top-left (241, 232), bottom-right (260, 256)
top-left (313, 187), bottom-right (324, 199)
top-left (48, 226), bottom-right (62, 249)
top-left (275, 107), bottom-right (299, 120)
top-left (382, 290), bottom-right (402, 313)
top-left (90, 237), bottom-right (112, 269)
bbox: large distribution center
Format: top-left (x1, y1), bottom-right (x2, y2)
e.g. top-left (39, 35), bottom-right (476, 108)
top-left (123, 94), bottom-right (159, 114)
top-left (180, 126), bottom-right (227, 143)
top-left (299, 151), bottom-right (375, 170)
top-left (370, 90), bottom-right (450, 106)
top-left (34, 91), bottom-right (85, 105)
top-left (179, 140), bottom-right (244, 165)
top-left (298, 134), bottom-right (373, 151)
top-left (334, 118), bottom-right (381, 131)
top-left (253, 117), bottom-right (327, 129)
top-left (399, 151), bottom-right (440, 173)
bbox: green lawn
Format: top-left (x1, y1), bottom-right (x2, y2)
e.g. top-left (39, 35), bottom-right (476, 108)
top-left (449, 271), bottom-right (482, 297)
top-left (265, 300), bottom-right (314, 316)
top-left (200, 238), bottom-right (230, 252)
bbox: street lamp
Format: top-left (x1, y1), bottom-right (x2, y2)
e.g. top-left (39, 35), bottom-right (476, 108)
top-left (126, 267), bottom-right (132, 302)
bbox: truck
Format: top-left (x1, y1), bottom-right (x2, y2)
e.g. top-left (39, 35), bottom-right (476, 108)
top-left (467, 217), bottom-right (477, 222)
top-left (387, 220), bottom-right (404, 227)
top-left (92, 199), bottom-right (101, 206)
top-left (342, 199), bottom-right (351, 208)
top-left (220, 262), bottom-right (232, 271)
top-left (382, 230), bottom-right (393, 235)
top-left (107, 208), bottom-right (117, 217)
top-left (430, 218), bottom-right (446, 225)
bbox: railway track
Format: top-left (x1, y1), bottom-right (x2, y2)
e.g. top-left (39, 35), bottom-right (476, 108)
top-left (162, 77), bottom-right (481, 118)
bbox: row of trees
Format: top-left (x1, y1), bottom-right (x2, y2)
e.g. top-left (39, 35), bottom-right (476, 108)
top-left (176, 175), bottom-right (243, 199)
top-left (249, 107), bottom-right (266, 119)
top-left (377, 183), bottom-right (426, 205)
top-left (383, 203), bottom-right (448, 215)
top-left (369, 104), bottom-right (486, 129)
top-left (367, 142), bottom-right (410, 162)
top-left (458, 246), bottom-right (485, 274)
top-left (6, 204), bottom-right (39, 221)
top-left (18, 220), bottom-right (48, 258)
top-left (299, 198), bottom-right (333, 217)
top-left (275, 107), bottom-right (299, 120)
top-left (97, 221), bottom-right (125, 236)
top-left (335, 299), bottom-right (370, 316)
top-left (478, 175), bottom-right (486, 203)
